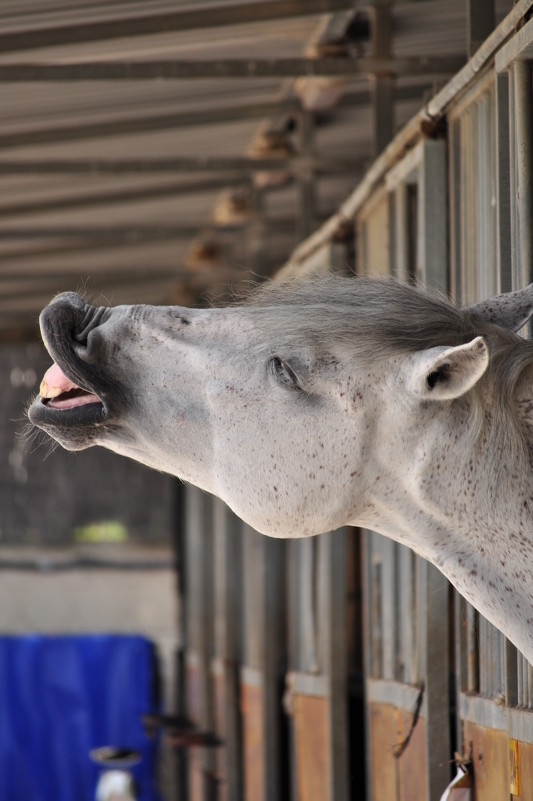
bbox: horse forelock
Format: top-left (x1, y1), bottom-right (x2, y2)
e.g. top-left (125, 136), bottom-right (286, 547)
top-left (245, 275), bottom-right (511, 358)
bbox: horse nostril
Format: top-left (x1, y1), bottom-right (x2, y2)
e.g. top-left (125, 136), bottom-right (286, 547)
top-left (74, 308), bottom-right (96, 346)
top-left (73, 306), bottom-right (107, 349)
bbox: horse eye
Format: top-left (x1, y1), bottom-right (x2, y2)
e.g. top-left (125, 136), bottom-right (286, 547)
top-left (271, 356), bottom-right (299, 389)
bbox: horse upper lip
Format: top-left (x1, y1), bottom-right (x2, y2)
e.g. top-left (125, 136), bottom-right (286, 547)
top-left (38, 293), bottom-right (108, 406)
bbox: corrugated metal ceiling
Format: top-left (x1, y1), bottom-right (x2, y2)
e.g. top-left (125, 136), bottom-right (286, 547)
top-left (0, 0), bottom-right (512, 337)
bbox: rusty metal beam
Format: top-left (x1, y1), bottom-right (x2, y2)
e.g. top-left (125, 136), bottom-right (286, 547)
top-left (0, 56), bottom-right (466, 81)
top-left (0, 1), bottom-right (357, 54)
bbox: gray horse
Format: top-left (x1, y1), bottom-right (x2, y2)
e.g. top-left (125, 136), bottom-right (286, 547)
top-left (29, 278), bottom-right (533, 662)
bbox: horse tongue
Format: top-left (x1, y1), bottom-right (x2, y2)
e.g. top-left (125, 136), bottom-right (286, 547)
top-left (40, 362), bottom-right (79, 399)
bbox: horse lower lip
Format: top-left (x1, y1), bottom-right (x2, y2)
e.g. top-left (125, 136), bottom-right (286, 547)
top-left (29, 394), bottom-right (105, 431)
top-left (44, 391), bottom-right (101, 410)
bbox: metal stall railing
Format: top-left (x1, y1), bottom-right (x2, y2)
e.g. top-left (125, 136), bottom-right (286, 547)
top-left (356, 136), bottom-right (451, 801)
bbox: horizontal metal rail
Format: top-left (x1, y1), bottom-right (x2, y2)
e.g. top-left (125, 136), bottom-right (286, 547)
top-left (0, 556), bottom-right (173, 571)
top-left (0, 155), bottom-right (364, 175)
top-left (0, 176), bottom-right (251, 219)
top-left (0, 218), bottom-right (299, 241)
top-left (0, 0), bottom-right (357, 54)
top-left (0, 56), bottom-right (466, 81)
top-left (0, 84), bottom-right (433, 152)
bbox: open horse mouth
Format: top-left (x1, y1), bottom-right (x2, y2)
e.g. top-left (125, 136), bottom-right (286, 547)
top-left (39, 361), bottom-right (103, 412)
top-left (29, 293), bottom-right (109, 436)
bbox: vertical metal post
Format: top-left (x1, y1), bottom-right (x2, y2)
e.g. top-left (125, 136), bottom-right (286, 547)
top-left (418, 139), bottom-right (448, 294)
top-left (184, 488), bottom-right (216, 792)
top-left (298, 109), bottom-right (316, 240)
top-left (322, 530), bottom-right (349, 801)
top-left (449, 117), bottom-right (463, 301)
top-left (417, 559), bottom-right (451, 799)
top-left (212, 500), bottom-right (243, 801)
top-left (505, 640), bottom-right (518, 707)
top-left (454, 592), bottom-right (468, 753)
top-left (370, 2), bottom-right (394, 157)
top-left (417, 140), bottom-right (451, 796)
top-left (466, 605), bottom-right (479, 693)
top-left (512, 59), bottom-right (533, 288)
top-left (262, 535), bottom-right (286, 801)
top-left (495, 71), bottom-right (512, 292)
top-left (467, 0), bottom-right (495, 57)
top-left (250, 189), bottom-right (267, 276)
top-left (361, 530), bottom-right (375, 801)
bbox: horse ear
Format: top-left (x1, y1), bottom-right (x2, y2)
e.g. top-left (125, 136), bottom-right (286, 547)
top-left (466, 284), bottom-right (533, 332)
top-left (408, 337), bottom-right (489, 401)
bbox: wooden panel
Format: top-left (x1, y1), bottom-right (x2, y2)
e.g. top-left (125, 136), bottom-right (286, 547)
top-left (293, 693), bottom-right (330, 801)
top-left (241, 680), bottom-right (264, 801)
top-left (516, 739), bottom-right (533, 800)
top-left (368, 703), bottom-right (399, 801)
top-left (368, 702), bottom-right (429, 801)
top-left (463, 721), bottom-right (508, 801)
top-left (398, 709), bottom-right (428, 801)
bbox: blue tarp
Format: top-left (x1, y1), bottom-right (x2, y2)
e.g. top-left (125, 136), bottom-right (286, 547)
top-left (0, 634), bottom-right (161, 801)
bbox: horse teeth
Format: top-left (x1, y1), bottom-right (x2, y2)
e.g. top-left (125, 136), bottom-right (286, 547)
top-left (39, 380), bottom-right (64, 399)
top-left (39, 362), bottom-right (79, 399)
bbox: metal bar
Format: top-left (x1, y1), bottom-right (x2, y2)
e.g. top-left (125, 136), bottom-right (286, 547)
top-left (0, 155), bottom-right (362, 175)
top-left (371, 75), bottom-right (394, 157)
top-left (0, 220), bottom-right (296, 240)
top-left (262, 536), bottom-right (286, 801)
top-left (467, 0), bottom-right (495, 57)
top-left (0, 176), bottom-right (251, 220)
top-left (506, 640), bottom-right (519, 707)
top-left (398, 546), bottom-right (417, 685)
top-left (0, 84), bottom-right (433, 152)
top-left (0, 225), bottom-right (205, 240)
top-left (495, 13), bottom-right (533, 73)
top-left (495, 71), bottom-right (513, 292)
top-left (0, 556), bottom-right (173, 571)
top-left (380, 538), bottom-right (396, 681)
top-left (466, 605), bottom-right (479, 693)
top-left (0, 0), bottom-right (357, 54)
top-left (324, 529), bottom-right (349, 801)
top-left (298, 110), bottom-right (316, 240)
top-left (370, 2), bottom-right (394, 157)
top-left (418, 139), bottom-right (448, 294)
top-left (0, 56), bottom-right (466, 82)
top-left (512, 59), bottom-right (533, 287)
top-left (0, 101), bottom-right (300, 151)
top-left (419, 560), bottom-right (451, 801)
top-left (0, 271), bottom-right (181, 302)
top-left (212, 501), bottom-right (243, 801)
